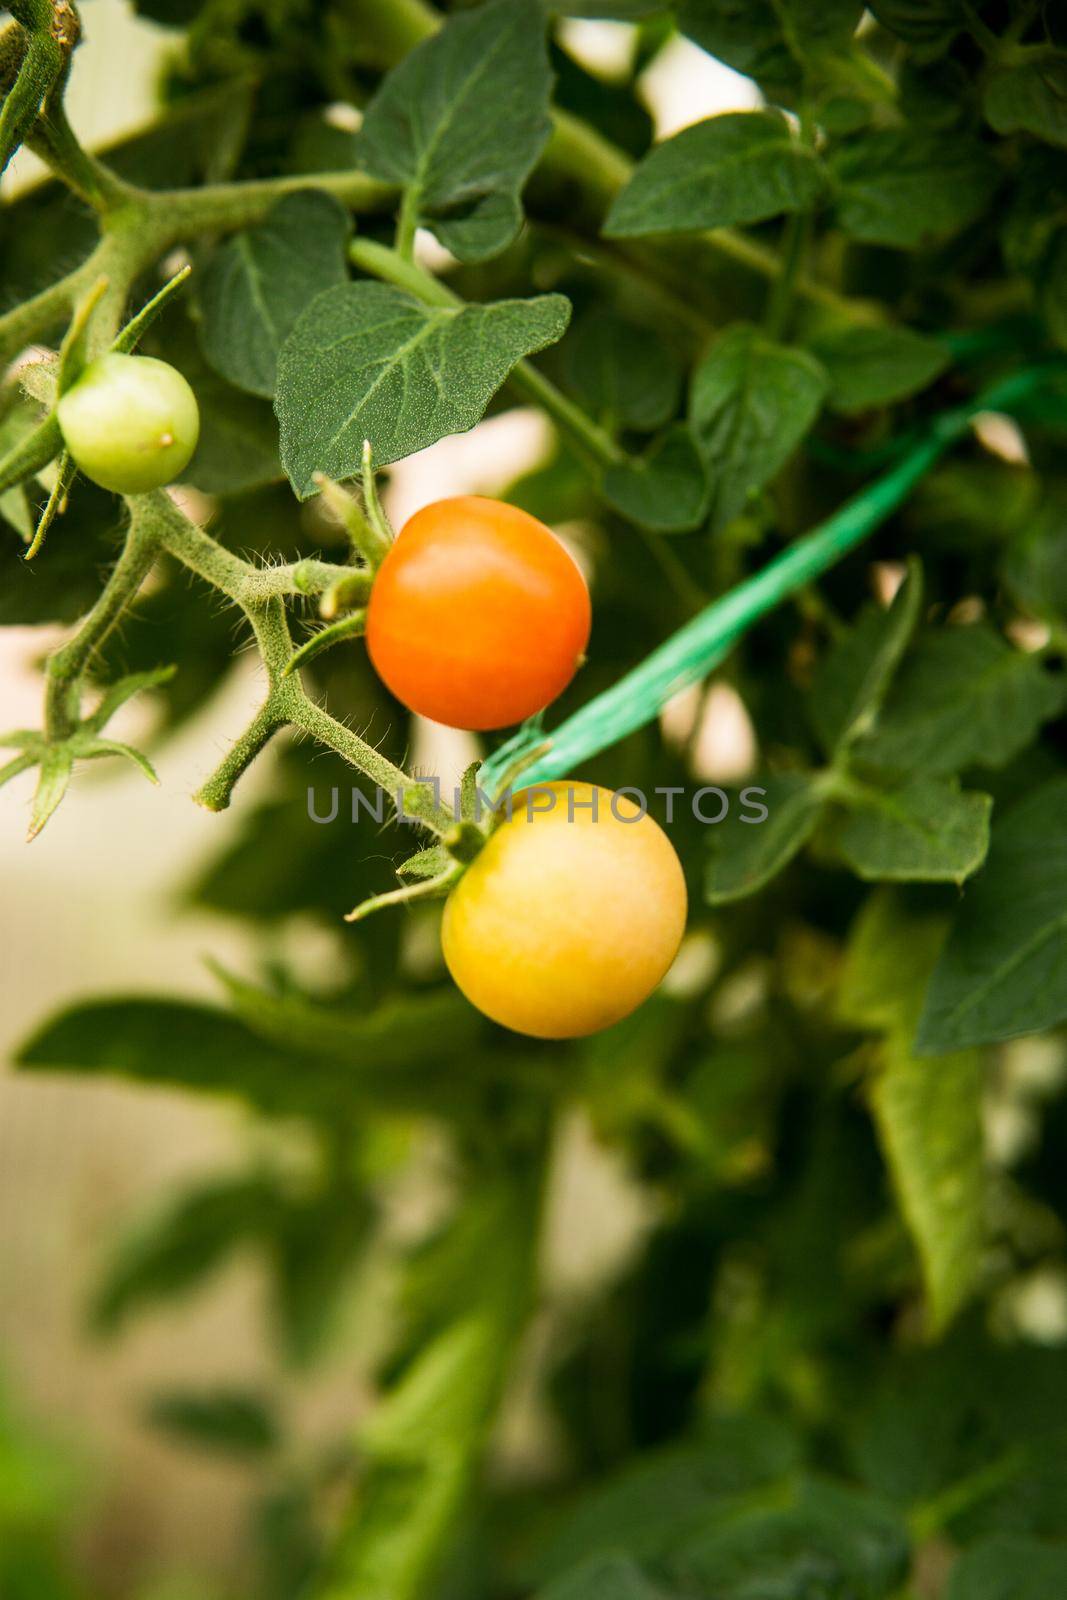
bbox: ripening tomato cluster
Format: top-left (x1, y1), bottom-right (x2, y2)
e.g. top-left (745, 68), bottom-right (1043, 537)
top-left (56, 356), bottom-right (686, 1041)
top-left (369, 496), bottom-right (688, 1041)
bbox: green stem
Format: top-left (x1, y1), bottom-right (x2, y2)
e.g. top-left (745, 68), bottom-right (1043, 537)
top-left (142, 168), bottom-right (395, 237)
top-left (288, 693), bottom-right (455, 835)
top-left (395, 183), bottom-right (420, 262)
top-left (349, 237), bottom-right (623, 469)
top-left (764, 210), bottom-right (810, 343)
top-left (44, 505), bottom-right (161, 740)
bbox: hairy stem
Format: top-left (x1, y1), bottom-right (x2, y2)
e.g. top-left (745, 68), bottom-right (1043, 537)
top-left (44, 505), bottom-right (161, 739)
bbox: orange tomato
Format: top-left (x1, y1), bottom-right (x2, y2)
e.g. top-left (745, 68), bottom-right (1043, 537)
top-left (442, 782), bottom-right (687, 1038)
top-left (366, 496), bottom-right (591, 730)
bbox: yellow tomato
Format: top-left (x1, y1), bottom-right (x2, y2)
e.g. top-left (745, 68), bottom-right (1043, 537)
top-left (442, 782), bottom-right (687, 1039)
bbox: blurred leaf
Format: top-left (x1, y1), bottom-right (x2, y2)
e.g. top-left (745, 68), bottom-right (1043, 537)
top-left (856, 625), bottom-right (1067, 778)
top-left (667, 1478), bottom-right (909, 1599)
top-left (946, 1538), bottom-right (1067, 1599)
top-left (690, 326), bottom-right (828, 530)
top-left (355, 0), bottom-right (552, 262)
top-left (602, 426), bottom-right (709, 531)
top-left (837, 777), bottom-right (992, 884)
top-left (198, 190), bottom-right (350, 398)
top-left (807, 325), bottom-right (949, 413)
top-left (831, 131), bottom-right (999, 248)
top-left (984, 53), bottom-right (1067, 150)
top-left (276, 284), bottom-right (570, 495)
top-left (526, 1416), bottom-right (800, 1586)
top-left (270, 1188), bottom-right (373, 1367)
top-left (866, 0), bottom-right (965, 58)
top-left (1, 483), bottom-right (124, 626)
top-left (564, 309), bottom-right (684, 432)
top-left (706, 773), bottom-right (825, 903)
top-left (146, 1388), bottom-right (280, 1456)
top-left (605, 113), bottom-right (823, 238)
top-left (841, 891), bottom-right (985, 1330)
top-left (537, 1556), bottom-right (670, 1600)
top-left (89, 1171), bottom-right (285, 1332)
top-left (810, 560), bottom-right (922, 756)
top-left (678, 0), bottom-right (863, 96)
top-left (918, 776), bottom-right (1067, 1053)
top-left (1003, 497), bottom-right (1067, 624)
top-left (185, 376), bottom-right (282, 495)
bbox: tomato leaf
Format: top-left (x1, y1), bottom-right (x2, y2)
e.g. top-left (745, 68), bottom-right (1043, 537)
top-left (917, 777), bottom-right (1067, 1053)
top-left (705, 773), bottom-right (825, 903)
top-left (946, 1539), bottom-right (1067, 1600)
top-left (564, 308), bottom-right (685, 432)
top-left (831, 130), bottom-right (999, 248)
top-left (604, 112), bottom-right (824, 239)
top-left (807, 325), bottom-right (950, 414)
top-left (855, 624), bottom-right (1067, 778)
top-left (984, 52), bottom-right (1067, 151)
top-left (810, 560), bottom-right (922, 756)
top-left (840, 892), bottom-right (986, 1332)
top-left (689, 325), bottom-right (827, 531)
top-left (602, 426), bottom-right (709, 532)
top-left (275, 282), bottom-right (570, 495)
top-left (536, 1557), bottom-right (668, 1600)
top-left (146, 1389), bottom-right (280, 1456)
top-left (525, 1417), bottom-right (800, 1586)
top-left (837, 777), bottom-right (992, 885)
top-left (355, 0), bottom-right (552, 262)
top-left (198, 190), bottom-right (350, 398)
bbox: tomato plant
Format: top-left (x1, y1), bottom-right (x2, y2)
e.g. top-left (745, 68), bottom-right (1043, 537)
top-left (442, 782), bottom-right (686, 1037)
top-left (366, 496), bottom-right (592, 730)
top-left (4, 3), bottom-right (1067, 1600)
top-left (56, 352), bottom-right (200, 493)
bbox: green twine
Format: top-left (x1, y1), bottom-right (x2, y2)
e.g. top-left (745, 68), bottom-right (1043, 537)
top-left (479, 363), bottom-right (1063, 798)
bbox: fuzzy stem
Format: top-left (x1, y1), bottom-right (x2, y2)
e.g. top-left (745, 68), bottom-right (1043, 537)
top-left (44, 505), bottom-right (161, 739)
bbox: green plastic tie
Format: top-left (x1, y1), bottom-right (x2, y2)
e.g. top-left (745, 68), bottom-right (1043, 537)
top-left (480, 363), bottom-right (1060, 798)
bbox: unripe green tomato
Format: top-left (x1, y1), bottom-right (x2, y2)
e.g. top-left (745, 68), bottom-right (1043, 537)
top-left (56, 353), bottom-right (200, 494)
top-left (442, 782), bottom-right (687, 1039)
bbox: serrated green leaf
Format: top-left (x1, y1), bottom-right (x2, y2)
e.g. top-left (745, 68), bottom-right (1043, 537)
top-left (706, 773), bottom-right (825, 903)
top-left (356, 0), bottom-right (551, 262)
top-left (564, 309), bottom-right (684, 432)
top-left (198, 190), bottom-right (350, 397)
top-left (604, 112), bottom-right (823, 239)
top-left (856, 624), bottom-right (1067, 778)
top-left (810, 560), bottom-right (922, 756)
top-left (276, 283), bottom-right (570, 496)
top-left (831, 130), bottom-right (999, 249)
top-left (807, 325), bottom-right (949, 413)
top-left (918, 776), bottom-right (1067, 1053)
top-left (690, 326), bottom-right (827, 530)
top-left (947, 1538), bottom-right (1067, 1600)
top-left (837, 777), bottom-right (992, 884)
top-left (984, 52), bottom-right (1067, 151)
top-left (602, 426), bottom-right (709, 531)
